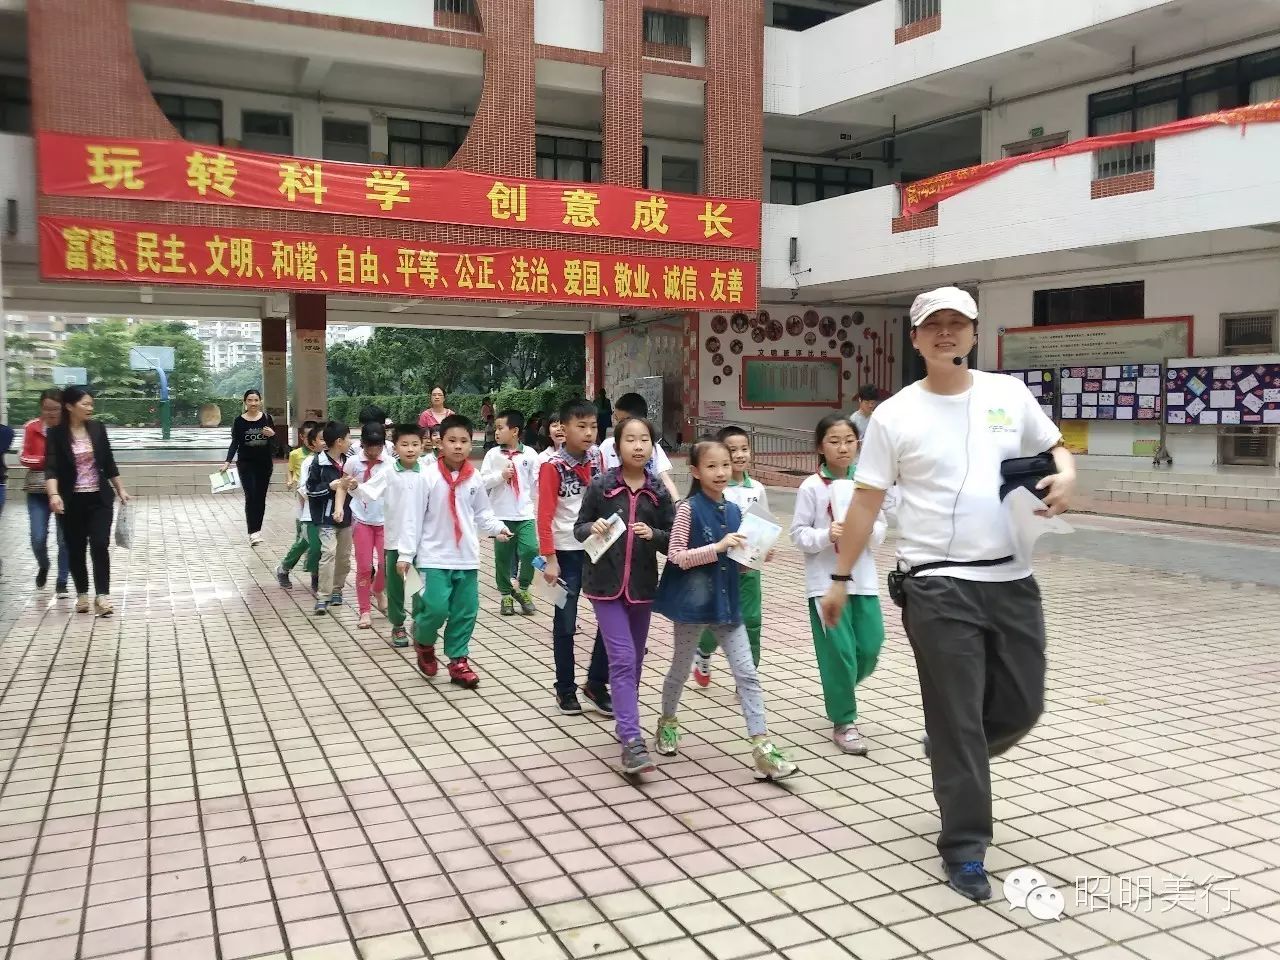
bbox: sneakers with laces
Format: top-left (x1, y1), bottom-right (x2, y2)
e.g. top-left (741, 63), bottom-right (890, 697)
top-left (275, 565), bottom-right (292, 589)
top-left (314, 600), bottom-right (328, 616)
top-left (833, 723), bottom-right (869, 756)
top-left (692, 652), bottom-right (712, 687)
top-left (946, 861), bottom-right (992, 901)
top-left (416, 645), bottom-right (439, 678)
top-left (249, 532), bottom-right (263, 546)
top-left (75, 594), bottom-right (91, 613)
top-left (619, 739), bottom-right (656, 775)
top-left (56, 583), bottom-right (69, 598)
top-left (500, 595), bottom-right (515, 616)
top-left (391, 625), bottom-right (409, 648)
top-left (449, 657), bottom-right (480, 689)
top-left (752, 738), bottom-right (798, 780)
top-left (582, 683), bottom-right (613, 717)
top-left (516, 590), bottom-right (536, 616)
top-left (94, 595), bottom-right (114, 617)
top-left (557, 690), bottom-right (584, 715)
top-left (655, 717), bottom-right (681, 756)
top-left (329, 593), bottom-right (344, 606)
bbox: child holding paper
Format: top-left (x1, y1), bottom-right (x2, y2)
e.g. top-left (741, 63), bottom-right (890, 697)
top-left (276, 423), bottom-right (324, 593)
top-left (345, 423), bottom-right (394, 629)
top-left (653, 440), bottom-right (797, 781)
top-left (790, 414), bottom-right (887, 756)
top-left (575, 416), bottom-right (674, 775)
top-left (692, 424), bottom-right (774, 687)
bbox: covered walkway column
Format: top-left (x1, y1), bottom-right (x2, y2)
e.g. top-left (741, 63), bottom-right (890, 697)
top-left (290, 293), bottom-right (327, 424)
top-left (260, 316), bottom-right (288, 452)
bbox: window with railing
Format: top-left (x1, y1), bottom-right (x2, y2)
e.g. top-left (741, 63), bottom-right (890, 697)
top-left (770, 161), bottom-right (873, 205)
top-left (435, 0), bottom-right (479, 30)
top-left (435, 0), bottom-right (476, 14)
top-left (644, 11), bottom-right (689, 47)
top-left (1222, 312), bottom-right (1278, 354)
top-left (0, 74), bottom-right (30, 134)
top-left (898, 0), bottom-right (940, 27)
top-left (322, 119), bottom-right (370, 163)
top-left (1032, 281), bottom-right (1145, 327)
top-left (155, 94), bottom-right (222, 145)
top-left (388, 119), bottom-right (467, 168)
top-left (536, 135), bottom-right (602, 183)
top-left (241, 111), bottom-right (293, 154)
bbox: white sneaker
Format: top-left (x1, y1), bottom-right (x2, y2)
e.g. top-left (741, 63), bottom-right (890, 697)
top-left (249, 532), bottom-right (263, 546)
top-left (752, 739), bottom-right (798, 780)
top-left (833, 724), bottom-right (868, 756)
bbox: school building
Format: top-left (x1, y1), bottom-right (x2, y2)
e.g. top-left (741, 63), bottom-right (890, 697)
top-left (3, 0), bottom-right (1280, 492)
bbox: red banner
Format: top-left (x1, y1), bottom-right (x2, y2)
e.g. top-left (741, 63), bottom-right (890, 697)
top-left (901, 99), bottom-right (1280, 216)
top-left (37, 132), bottom-right (759, 250)
top-left (37, 216), bottom-right (758, 310)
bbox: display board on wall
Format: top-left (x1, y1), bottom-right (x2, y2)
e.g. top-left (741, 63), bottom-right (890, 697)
top-left (1165, 359), bottom-right (1280, 425)
top-left (1059, 363), bottom-right (1163, 421)
top-left (998, 317), bottom-right (1192, 369)
top-left (1060, 420), bottom-right (1089, 454)
top-left (999, 369), bottom-right (1056, 417)
top-left (741, 356), bottom-right (842, 409)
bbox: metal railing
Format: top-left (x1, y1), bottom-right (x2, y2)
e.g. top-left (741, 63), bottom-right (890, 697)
top-left (899, 0), bottom-right (940, 27)
top-left (434, 0), bottom-right (476, 15)
top-left (686, 416), bottom-right (819, 477)
top-left (643, 11), bottom-right (691, 48)
top-left (1094, 141), bottom-right (1156, 180)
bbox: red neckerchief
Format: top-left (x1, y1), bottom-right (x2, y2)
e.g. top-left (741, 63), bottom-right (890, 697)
top-left (438, 457), bottom-right (475, 545)
top-left (502, 446), bottom-right (523, 498)
top-left (819, 464), bottom-right (855, 554)
top-left (363, 454), bottom-right (382, 481)
top-left (559, 447), bottom-right (596, 489)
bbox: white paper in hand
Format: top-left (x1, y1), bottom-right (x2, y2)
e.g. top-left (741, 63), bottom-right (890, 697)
top-left (210, 468), bottom-right (240, 494)
top-left (584, 514), bottom-right (626, 563)
top-left (1002, 486), bottom-right (1073, 565)
top-left (402, 565), bottom-right (425, 598)
top-left (828, 478), bottom-right (855, 520)
top-left (357, 469), bottom-right (388, 503)
top-left (728, 505), bottom-right (782, 569)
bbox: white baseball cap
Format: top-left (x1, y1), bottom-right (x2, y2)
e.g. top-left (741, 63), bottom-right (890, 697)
top-left (910, 286), bottom-right (978, 327)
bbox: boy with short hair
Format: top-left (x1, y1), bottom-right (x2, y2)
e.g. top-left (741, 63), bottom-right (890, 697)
top-left (383, 424), bottom-right (430, 647)
top-left (537, 399), bottom-right (613, 716)
top-left (345, 423), bottom-right (394, 629)
top-left (307, 420), bottom-right (355, 615)
top-left (277, 423), bottom-right (324, 593)
top-left (692, 424), bottom-right (771, 687)
top-left (480, 408), bottom-right (541, 616)
top-left (598, 392), bottom-right (679, 500)
top-left (396, 414), bottom-right (511, 688)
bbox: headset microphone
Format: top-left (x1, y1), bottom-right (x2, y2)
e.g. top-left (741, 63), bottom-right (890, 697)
top-left (952, 355), bottom-right (965, 366)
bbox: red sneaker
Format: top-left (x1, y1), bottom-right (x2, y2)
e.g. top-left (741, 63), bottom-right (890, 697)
top-left (449, 657), bottom-right (480, 689)
top-left (416, 645), bottom-right (438, 677)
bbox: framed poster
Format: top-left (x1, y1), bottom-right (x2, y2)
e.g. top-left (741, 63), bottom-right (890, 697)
top-left (1059, 363), bottom-right (1162, 421)
top-left (740, 355), bottom-right (842, 409)
top-left (998, 317), bottom-right (1192, 369)
top-left (1165, 357), bottom-right (1280, 425)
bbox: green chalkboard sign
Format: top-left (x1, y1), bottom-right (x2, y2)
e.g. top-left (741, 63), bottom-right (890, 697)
top-left (741, 356), bottom-right (842, 409)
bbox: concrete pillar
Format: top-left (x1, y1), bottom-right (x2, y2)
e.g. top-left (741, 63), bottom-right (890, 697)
top-left (290, 293), bottom-right (328, 423)
top-left (585, 331), bottom-right (603, 398)
top-left (261, 316), bottom-right (289, 451)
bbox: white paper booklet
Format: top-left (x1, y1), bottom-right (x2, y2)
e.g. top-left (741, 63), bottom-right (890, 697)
top-left (210, 468), bottom-right (240, 494)
top-left (1002, 486), bottom-right (1073, 564)
top-left (728, 506), bottom-right (782, 569)
top-left (402, 565), bottom-right (425, 598)
top-left (356, 469), bottom-right (388, 503)
top-left (584, 514), bottom-right (626, 563)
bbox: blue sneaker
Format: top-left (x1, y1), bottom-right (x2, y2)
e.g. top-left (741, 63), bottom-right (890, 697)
top-left (314, 600), bottom-right (328, 616)
top-left (329, 593), bottom-right (344, 606)
top-left (946, 861), bottom-right (992, 901)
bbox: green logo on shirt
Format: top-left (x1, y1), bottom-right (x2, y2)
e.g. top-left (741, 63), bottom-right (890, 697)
top-left (986, 408), bottom-right (1015, 432)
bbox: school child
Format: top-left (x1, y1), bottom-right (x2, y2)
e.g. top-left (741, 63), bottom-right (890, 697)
top-left (538, 415), bottom-right (566, 463)
top-left (575, 416), bottom-right (674, 774)
top-left (653, 440), bottom-right (797, 780)
top-left (383, 424), bottom-right (430, 647)
top-left (536, 399), bottom-right (613, 717)
top-left (276, 423), bottom-right (324, 592)
top-left (286, 420), bottom-right (318, 494)
top-left (345, 423), bottom-right (394, 629)
top-left (692, 424), bottom-right (771, 687)
top-left (307, 420), bottom-right (355, 615)
top-left (480, 409), bottom-right (541, 616)
top-left (395, 414), bottom-right (511, 689)
top-left (597, 393), bottom-right (680, 500)
top-left (790, 414), bottom-right (887, 756)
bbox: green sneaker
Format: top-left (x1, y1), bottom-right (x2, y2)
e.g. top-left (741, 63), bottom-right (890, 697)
top-left (655, 717), bottom-right (681, 757)
top-left (391, 625), bottom-right (409, 648)
top-left (516, 589), bottom-right (536, 616)
top-left (500, 595), bottom-right (515, 616)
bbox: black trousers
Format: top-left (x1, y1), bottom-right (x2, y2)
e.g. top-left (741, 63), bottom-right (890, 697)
top-left (64, 492), bottom-right (114, 596)
top-left (902, 575), bottom-right (1046, 865)
top-left (239, 459), bottom-right (274, 534)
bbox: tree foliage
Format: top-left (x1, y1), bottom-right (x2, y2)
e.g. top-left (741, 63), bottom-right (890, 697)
top-left (58, 319), bottom-right (142, 395)
top-left (129, 320), bottom-right (212, 406)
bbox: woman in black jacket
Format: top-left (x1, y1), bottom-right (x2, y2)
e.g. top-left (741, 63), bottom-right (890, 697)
top-left (44, 386), bottom-right (130, 616)
top-left (575, 416), bottom-right (673, 775)
top-left (221, 388), bottom-right (276, 545)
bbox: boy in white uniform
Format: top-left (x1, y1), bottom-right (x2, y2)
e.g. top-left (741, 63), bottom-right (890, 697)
top-left (480, 408), bottom-right (541, 616)
top-left (597, 392), bottom-right (679, 500)
top-left (383, 424), bottom-right (431, 647)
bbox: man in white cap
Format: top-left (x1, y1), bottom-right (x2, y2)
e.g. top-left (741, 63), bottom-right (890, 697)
top-left (818, 285), bottom-right (1075, 901)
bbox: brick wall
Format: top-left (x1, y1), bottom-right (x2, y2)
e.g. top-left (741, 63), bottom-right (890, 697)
top-left (29, 0), bottom-right (762, 296)
top-left (1090, 170), bottom-right (1156, 199)
top-left (894, 13), bottom-right (941, 44)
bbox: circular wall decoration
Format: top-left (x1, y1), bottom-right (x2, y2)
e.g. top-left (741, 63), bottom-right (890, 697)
top-left (828, 339), bottom-right (837, 349)
top-left (819, 316), bottom-right (837, 337)
top-left (710, 315), bottom-right (728, 334)
top-left (804, 331), bottom-right (817, 346)
top-left (712, 375), bottom-right (722, 385)
top-left (837, 329), bottom-right (848, 342)
top-left (730, 313), bottom-right (750, 333)
top-left (712, 352), bottom-right (724, 366)
top-left (722, 365), bottom-right (732, 376)
top-left (767, 318), bottom-right (785, 341)
top-left (842, 370), bottom-right (852, 380)
top-left (786, 315), bottom-right (804, 336)
top-left (803, 310), bottom-right (820, 328)
top-left (853, 311), bottom-right (864, 324)
top-left (705, 336), bottom-right (721, 353)
top-left (840, 314), bottom-right (853, 329)
top-left (840, 341), bottom-right (855, 358)
top-left (758, 309), bottom-right (771, 324)
top-left (751, 327), bottom-right (766, 343)
top-left (730, 339), bottom-right (743, 354)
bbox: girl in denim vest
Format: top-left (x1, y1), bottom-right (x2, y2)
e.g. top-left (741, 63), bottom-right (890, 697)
top-left (653, 440), bottom-right (797, 781)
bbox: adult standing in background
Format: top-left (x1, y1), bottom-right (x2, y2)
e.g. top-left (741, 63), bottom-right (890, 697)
top-left (849, 385), bottom-right (879, 440)
top-left (417, 386), bottom-right (454, 432)
top-left (595, 389), bottom-right (611, 441)
top-left (45, 386), bottom-right (130, 616)
top-left (21, 389), bottom-right (70, 594)
top-left (221, 388), bottom-right (276, 546)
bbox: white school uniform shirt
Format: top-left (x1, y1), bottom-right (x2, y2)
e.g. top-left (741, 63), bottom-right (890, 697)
top-left (479, 444), bottom-right (539, 521)
top-left (343, 448), bottom-right (394, 526)
top-left (537, 445), bottom-right (563, 465)
top-left (855, 370), bottom-right (1062, 581)
top-left (297, 453), bottom-right (317, 522)
top-left (598, 436), bottom-right (672, 476)
top-left (384, 460), bottom-right (431, 557)
top-left (791, 469), bottom-right (887, 599)
top-left (724, 475), bottom-right (769, 516)
top-left (400, 463), bottom-right (508, 570)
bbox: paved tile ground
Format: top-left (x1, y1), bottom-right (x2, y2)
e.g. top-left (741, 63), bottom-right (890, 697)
top-left (2, 492), bottom-right (1280, 960)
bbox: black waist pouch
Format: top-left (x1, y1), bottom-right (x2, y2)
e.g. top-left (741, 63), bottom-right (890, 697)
top-left (887, 557), bottom-right (1015, 608)
top-left (999, 452), bottom-right (1057, 501)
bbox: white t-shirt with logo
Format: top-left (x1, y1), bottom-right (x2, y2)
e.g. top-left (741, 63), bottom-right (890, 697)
top-left (854, 371), bottom-right (1062, 582)
top-left (598, 436), bottom-right (672, 476)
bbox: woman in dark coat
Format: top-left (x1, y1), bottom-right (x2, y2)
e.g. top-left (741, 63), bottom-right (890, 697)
top-left (44, 386), bottom-right (130, 616)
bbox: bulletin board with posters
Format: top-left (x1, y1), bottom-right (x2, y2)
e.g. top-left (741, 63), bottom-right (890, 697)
top-left (1059, 363), bottom-right (1163, 421)
top-left (1164, 359), bottom-right (1280, 425)
top-left (999, 368), bottom-right (1057, 418)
